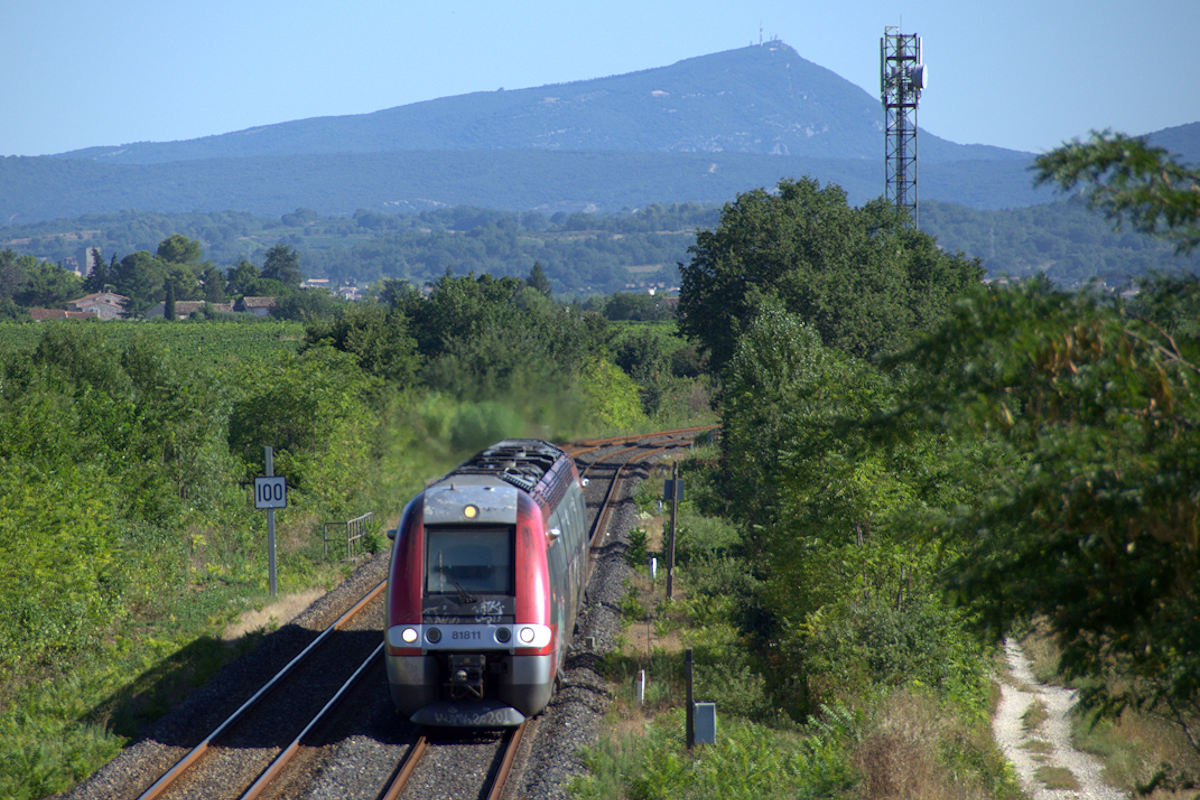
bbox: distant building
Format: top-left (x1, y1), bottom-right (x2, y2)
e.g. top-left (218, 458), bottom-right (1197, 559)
top-left (79, 247), bottom-right (101, 277)
top-left (335, 283), bottom-right (365, 300)
top-left (29, 308), bottom-right (96, 321)
top-left (236, 296), bottom-right (278, 317)
top-left (66, 291), bottom-right (129, 320)
top-left (144, 300), bottom-right (235, 319)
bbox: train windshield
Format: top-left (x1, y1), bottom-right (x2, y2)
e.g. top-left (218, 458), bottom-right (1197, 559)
top-left (425, 526), bottom-right (514, 596)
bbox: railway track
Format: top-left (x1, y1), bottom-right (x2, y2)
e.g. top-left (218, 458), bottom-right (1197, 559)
top-left (130, 584), bottom-right (388, 800)
top-left (376, 722), bottom-right (524, 800)
top-left (85, 427), bottom-right (706, 800)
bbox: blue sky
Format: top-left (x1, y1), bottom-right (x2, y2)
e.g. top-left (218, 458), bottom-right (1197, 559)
top-left (2, 0), bottom-right (1197, 157)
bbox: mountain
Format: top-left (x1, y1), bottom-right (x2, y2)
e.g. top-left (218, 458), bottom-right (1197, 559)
top-left (10, 41), bottom-right (1188, 225)
top-left (56, 43), bottom-right (1024, 166)
top-left (1148, 122), bottom-right (1200, 165)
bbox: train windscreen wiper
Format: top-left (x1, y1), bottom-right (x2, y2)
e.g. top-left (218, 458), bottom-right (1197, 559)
top-left (452, 579), bottom-right (479, 605)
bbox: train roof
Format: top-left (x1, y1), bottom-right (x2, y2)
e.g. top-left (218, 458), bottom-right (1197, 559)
top-left (445, 439), bottom-right (569, 494)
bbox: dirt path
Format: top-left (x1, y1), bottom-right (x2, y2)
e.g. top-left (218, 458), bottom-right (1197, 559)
top-left (993, 637), bottom-right (1126, 799)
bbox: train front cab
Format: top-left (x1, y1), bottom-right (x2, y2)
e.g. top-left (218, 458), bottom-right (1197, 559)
top-left (385, 483), bottom-right (559, 727)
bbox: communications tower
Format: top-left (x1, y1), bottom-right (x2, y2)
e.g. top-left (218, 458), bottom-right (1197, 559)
top-left (880, 29), bottom-right (926, 226)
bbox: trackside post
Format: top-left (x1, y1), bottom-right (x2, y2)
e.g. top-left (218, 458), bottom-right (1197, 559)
top-left (253, 445), bottom-right (288, 597)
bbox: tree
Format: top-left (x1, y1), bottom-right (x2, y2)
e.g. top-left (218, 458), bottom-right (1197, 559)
top-left (0, 250), bottom-right (27, 302)
top-left (526, 261), bottom-right (552, 297)
top-left (14, 259), bottom-right (83, 307)
top-left (603, 292), bottom-right (673, 322)
top-left (1034, 130), bottom-right (1200, 253)
top-left (155, 234), bottom-right (203, 264)
top-left (376, 278), bottom-right (413, 310)
top-left (894, 281), bottom-right (1200, 748)
top-left (678, 178), bottom-right (982, 373)
top-left (281, 207), bottom-right (319, 227)
top-left (200, 265), bottom-right (228, 303)
top-left (82, 249), bottom-right (110, 293)
top-left (112, 251), bottom-right (167, 315)
top-left (225, 259), bottom-right (260, 296)
top-left (304, 301), bottom-right (421, 384)
top-left (271, 289), bottom-right (341, 322)
top-left (261, 244), bottom-right (303, 288)
top-left (166, 264), bottom-right (202, 302)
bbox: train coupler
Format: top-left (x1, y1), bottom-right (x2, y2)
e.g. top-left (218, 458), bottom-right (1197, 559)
top-left (445, 654), bottom-right (486, 700)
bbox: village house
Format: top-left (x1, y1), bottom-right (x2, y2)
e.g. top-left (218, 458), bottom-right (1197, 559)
top-left (29, 308), bottom-right (97, 321)
top-left (66, 291), bottom-right (129, 320)
top-left (236, 296), bottom-right (278, 317)
top-left (144, 300), bottom-right (235, 319)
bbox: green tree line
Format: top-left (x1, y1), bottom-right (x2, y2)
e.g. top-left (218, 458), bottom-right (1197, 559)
top-left (8, 196), bottom-right (1197, 301)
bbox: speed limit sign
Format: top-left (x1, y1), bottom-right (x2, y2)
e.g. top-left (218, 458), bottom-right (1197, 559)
top-left (254, 476), bottom-right (288, 509)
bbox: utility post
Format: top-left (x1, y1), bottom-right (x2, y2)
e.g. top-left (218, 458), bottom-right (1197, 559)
top-left (685, 647), bottom-right (695, 750)
top-left (664, 461), bottom-right (682, 599)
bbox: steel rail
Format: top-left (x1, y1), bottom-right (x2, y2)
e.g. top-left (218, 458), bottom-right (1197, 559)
top-left (565, 424), bottom-right (717, 456)
top-left (239, 643), bottom-right (385, 800)
top-left (377, 733), bottom-right (429, 800)
top-left (589, 439), bottom-right (684, 547)
top-left (135, 579), bottom-right (386, 800)
top-left (486, 723), bottom-right (526, 800)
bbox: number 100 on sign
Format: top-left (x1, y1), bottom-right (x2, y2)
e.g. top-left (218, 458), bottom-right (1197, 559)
top-left (254, 476), bottom-right (288, 509)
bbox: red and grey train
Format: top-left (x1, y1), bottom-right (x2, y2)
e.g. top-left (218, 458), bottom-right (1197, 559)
top-left (384, 439), bottom-right (589, 726)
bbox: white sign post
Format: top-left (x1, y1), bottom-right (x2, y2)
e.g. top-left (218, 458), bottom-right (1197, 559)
top-left (254, 446), bottom-right (287, 597)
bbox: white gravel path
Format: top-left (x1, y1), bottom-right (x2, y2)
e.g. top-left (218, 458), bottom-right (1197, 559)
top-left (992, 637), bottom-right (1127, 800)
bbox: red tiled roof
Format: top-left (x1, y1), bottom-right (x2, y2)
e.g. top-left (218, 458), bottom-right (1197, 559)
top-left (30, 308), bottom-right (95, 321)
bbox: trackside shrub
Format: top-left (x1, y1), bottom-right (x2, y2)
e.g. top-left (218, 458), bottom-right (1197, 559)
top-left (570, 711), bottom-right (859, 800)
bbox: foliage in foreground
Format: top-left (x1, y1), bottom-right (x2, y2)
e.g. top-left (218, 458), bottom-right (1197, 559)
top-left (893, 281), bottom-right (1200, 738)
top-left (1034, 130), bottom-right (1200, 254)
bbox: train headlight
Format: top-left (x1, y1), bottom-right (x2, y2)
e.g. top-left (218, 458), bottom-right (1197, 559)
top-left (463, 504), bottom-right (478, 519)
top-left (426, 627), bottom-right (442, 644)
top-left (495, 627), bottom-right (512, 643)
top-left (400, 627), bottom-right (419, 644)
top-left (518, 626), bottom-right (536, 644)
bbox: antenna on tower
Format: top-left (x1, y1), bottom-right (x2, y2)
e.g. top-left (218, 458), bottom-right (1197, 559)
top-left (880, 28), bottom-right (927, 227)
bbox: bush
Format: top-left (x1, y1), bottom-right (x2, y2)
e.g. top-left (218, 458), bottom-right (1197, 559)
top-left (626, 527), bottom-right (649, 567)
top-left (784, 594), bottom-right (990, 714)
top-left (571, 712), bottom-right (858, 800)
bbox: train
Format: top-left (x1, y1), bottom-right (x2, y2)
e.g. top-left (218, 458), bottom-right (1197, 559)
top-left (384, 439), bottom-right (590, 726)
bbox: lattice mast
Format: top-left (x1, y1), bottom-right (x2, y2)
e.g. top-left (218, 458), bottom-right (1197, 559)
top-left (880, 29), bottom-right (926, 226)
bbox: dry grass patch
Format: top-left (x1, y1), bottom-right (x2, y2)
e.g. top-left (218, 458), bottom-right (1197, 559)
top-left (1072, 706), bottom-right (1200, 798)
top-left (222, 588), bottom-right (325, 640)
top-left (1018, 626), bottom-right (1063, 685)
top-left (1021, 699), bottom-right (1049, 733)
top-left (853, 689), bottom-right (1002, 800)
top-left (1033, 764), bottom-right (1080, 790)
top-left (1021, 738), bottom-right (1055, 757)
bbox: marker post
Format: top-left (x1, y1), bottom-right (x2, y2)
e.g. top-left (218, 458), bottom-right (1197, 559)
top-left (253, 446), bottom-right (288, 598)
